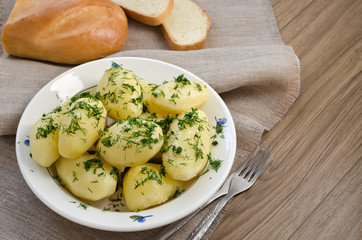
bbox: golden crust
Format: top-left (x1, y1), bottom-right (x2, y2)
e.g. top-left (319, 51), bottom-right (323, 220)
top-left (161, 25), bottom-right (208, 51)
top-left (121, 0), bottom-right (174, 26)
top-left (1, 0), bottom-right (128, 64)
top-left (161, 0), bottom-right (210, 51)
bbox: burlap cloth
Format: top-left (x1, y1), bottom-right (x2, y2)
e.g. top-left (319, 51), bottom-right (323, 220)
top-left (0, 0), bottom-right (300, 239)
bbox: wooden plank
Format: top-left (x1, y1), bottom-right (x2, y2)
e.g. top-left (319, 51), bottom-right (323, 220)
top-left (211, 38), bottom-right (361, 240)
top-left (290, 144), bottom-right (362, 239)
top-left (270, 0), bottom-right (314, 30)
top-left (210, 0), bottom-right (362, 239)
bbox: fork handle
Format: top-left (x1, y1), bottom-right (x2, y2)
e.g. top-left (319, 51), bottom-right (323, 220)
top-left (151, 203), bottom-right (204, 240)
top-left (187, 194), bottom-right (233, 240)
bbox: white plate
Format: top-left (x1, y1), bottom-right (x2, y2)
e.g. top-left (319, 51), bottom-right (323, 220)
top-left (15, 57), bottom-right (236, 232)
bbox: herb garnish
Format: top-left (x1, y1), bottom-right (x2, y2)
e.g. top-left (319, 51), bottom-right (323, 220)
top-left (174, 74), bottom-right (191, 86)
top-left (72, 171), bottom-right (79, 183)
top-left (78, 203), bottom-right (88, 210)
top-left (177, 108), bottom-right (208, 131)
top-left (109, 193), bottom-right (125, 208)
top-left (172, 186), bottom-right (183, 199)
top-left (52, 174), bottom-right (66, 188)
top-left (83, 158), bottom-right (105, 176)
top-left (101, 118), bottom-right (162, 153)
top-left (207, 153), bottom-right (222, 172)
top-left (211, 118), bottom-right (226, 146)
top-left (65, 99), bottom-right (105, 122)
top-left (134, 166), bottom-right (164, 189)
top-left (188, 133), bottom-right (204, 161)
top-left (35, 114), bottom-right (58, 139)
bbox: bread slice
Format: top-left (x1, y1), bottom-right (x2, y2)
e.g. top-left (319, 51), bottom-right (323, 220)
top-left (161, 0), bottom-right (210, 51)
top-left (111, 0), bottom-right (174, 26)
top-left (1, 0), bottom-right (128, 64)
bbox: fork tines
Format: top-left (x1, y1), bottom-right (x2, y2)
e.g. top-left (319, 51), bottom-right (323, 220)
top-left (240, 142), bottom-right (274, 182)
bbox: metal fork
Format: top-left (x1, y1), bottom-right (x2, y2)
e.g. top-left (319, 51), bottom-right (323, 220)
top-left (187, 143), bottom-right (274, 240)
top-left (152, 143), bottom-right (273, 240)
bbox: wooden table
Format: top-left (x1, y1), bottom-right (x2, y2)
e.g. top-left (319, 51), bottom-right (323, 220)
top-left (0, 1), bottom-right (360, 239)
top-left (210, 0), bottom-right (362, 239)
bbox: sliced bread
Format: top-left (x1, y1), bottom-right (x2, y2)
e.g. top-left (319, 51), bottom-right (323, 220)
top-left (161, 0), bottom-right (210, 51)
top-left (111, 0), bottom-right (174, 26)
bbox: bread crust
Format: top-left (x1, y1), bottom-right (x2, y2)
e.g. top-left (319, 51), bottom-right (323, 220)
top-left (1, 0), bottom-right (128, 64)
top-left (161, 0), bottom-right (210, 51)
top-left (161, 25), bottom-right (208, 51)
top-left (121, 0), bottom-right (174, 26)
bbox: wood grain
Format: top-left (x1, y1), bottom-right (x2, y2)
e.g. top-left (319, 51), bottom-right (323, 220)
top-left (210, 0), bottom-right (362, 239)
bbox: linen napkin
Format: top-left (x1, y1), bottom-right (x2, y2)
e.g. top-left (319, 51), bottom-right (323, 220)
top-left (0, 0), bottom-right (300, 239)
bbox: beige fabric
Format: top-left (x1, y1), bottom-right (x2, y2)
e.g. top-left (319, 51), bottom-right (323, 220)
top-left (0, 0), bottom-right (300, 239)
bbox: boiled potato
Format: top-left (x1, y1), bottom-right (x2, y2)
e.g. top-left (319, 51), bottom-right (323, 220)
top-left (139, 81), bottom-right (162, 114)
top-left (97, 66), bottom-right (143, 120)
top-left (138, 111), bottom-right (177, 136)
top-left (97, 118), bottom-right (163, 168)
top-left (29, 110), bottom-right (61, 167)
top-left (138, 112), bottom-right (178, 160)
top-left (150, 75), bottom-right (209, 114)
top-left (162, 109), bottom-right (211, 181)
top-left (60, 91), bottom-right (97, 113)
top-left (56, 153), bottom-right (117, 201)
top-left (123, 163), bottom-right (182, 211)
top-left (58, 97), bottom-right (106, 159)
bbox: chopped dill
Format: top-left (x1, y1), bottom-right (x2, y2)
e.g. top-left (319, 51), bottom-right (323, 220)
top-left (101, 118), bottom-right (162, 153)
top-left (102, 207), bottom-right (111, 212)
top-left (174, 74), bottom-right (191, 86)
top-left (83, 158), bottom-right (105, 174)
top-left (207, 153), bottom-right (222, 172)
top-left (188, 133), bottom-right (204, 161)
top-left (72, 171), bottom-right (79, 183)
top-left (35, 115), bottom-right (58, 139)
top-left (177, 109), bottom-right (208, 131)
top-left (172, 145), bottom-right (183, 154)
top-left (78, 203), bottom-right (88, 210)
top-left (195, 82), bottom-right (203, 92)
top-left (134, 166), bottom-right (164, 189)
top-left (172, 186), bottom-right (183, 199)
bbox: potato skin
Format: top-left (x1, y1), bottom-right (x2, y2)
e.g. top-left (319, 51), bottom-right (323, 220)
top-left (55, 153), bottom-right (117, 201)
top-left (150, 75), bottom-right (209, 114)
top-left (162, 108), bottom-right (211, 181)
top-left (123, 163), bottom-right (182, 211)
top-left (97, 67), bottom-right (143, 120)
top-left (29, 111), bottom-right (61, 167)
top-left (97, 118), bottom-right (164, 168)
top-left (58, 97), bottom-right (106, 159)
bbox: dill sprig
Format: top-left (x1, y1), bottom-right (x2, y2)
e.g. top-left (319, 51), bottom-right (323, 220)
top-left (207, 153), bottom-right (222, 172)
top-left (35, 115), bottom-right (58, 139)
top-left (134, 166), bottom-right (164, 189)
top-left (174, 74), bottom-right (191, 86)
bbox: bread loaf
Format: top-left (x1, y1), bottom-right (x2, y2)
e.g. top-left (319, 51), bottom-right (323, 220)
top-left (1, 0), bottom-right (128, 64)
top-left (161, 0), bottom-right (210, 50)
top-left (112, 0), bottom-right (174, 26)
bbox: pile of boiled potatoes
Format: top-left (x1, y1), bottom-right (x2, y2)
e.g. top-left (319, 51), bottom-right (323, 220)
top-left (29, 63), bottom-right (211, 211)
